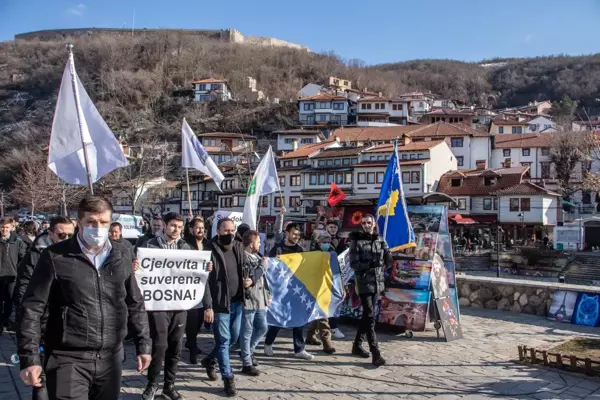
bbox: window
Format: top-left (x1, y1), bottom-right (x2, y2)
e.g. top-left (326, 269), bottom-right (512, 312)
top-left (343, 158), bottom-right (350, 166)
top-left (319, 174), bottom-right (325, 185)
top-left (512, 126), bottom-right (523, 134)
top-left (298, 159), bottom-right (308, 165)
top-left (303, 103), bottom-right (314, 111)
top-left (376, 172), bottom-right (384, 183)
top-left (402, 154), bottom-right (408, 160)
top-left (318, 160), bottom-right (326, 167)
top-left (456, 156), bottom-right (464, 167)
top-left (483, 198), bottom-right (492, 210)
top-left (261, 197), bottom-right (268, 208)
top-left (326, 159), bottom-right (334, 166)
top-left (283, 160), bottom-right (293, 167)
top-left (544, 124), bottom-right (552, 130)
top-left (345, 172), bottom-right (352, 184)
top-left (484, 177), bottom-right (496, 186)
top-left (522, 148), bottom-right (530, 156)
top-left (197, 84), bottom-right (207, 91)
top-left (192, 191), bottom-right (197, 201)
top-left (393, 104), bottom-right (398, 110)
top-left (541, 162), bottom-right (551, 179)
top-left (541, 147), bottom-right (550, 156)
top-left (402, 172), bottom-right (411, 184)
top-left (411, 171), bottom-right (421, 183)
top-left (503, 149), bottom-right (511, 157)
top-left (520, 198), bottom-right (530, 211)
top-left (289, 196), bottom-right (300, 208)
top-left (221, 197), bottom-right (232, 208)
top-left (351, 158), bottom-right (358, 165)
top-left (327, 173), bottom-right (334, 184)
top-left (334, 159), bottom-right (342, 166)
top-left (410, 154), bottom-right (417, 160)
top-left (451, 178), bottom-right (461, 187)
top-left (367, 172), bottom-right (376, 184)
top-left (493, 198), bottom-right (498, 210)
top-left (361, 103), bottom-right (366, 110)
top-left (279, 176), bottom-right (285, 187)
top-left (358, 173), bottom-right (366, 184)
top-left (310, 174), bottom-right (317, 185)
top-left (457, 199), bottom-right (467, 210)
top-left (521, 162), bottom-right (531, 167)
top-left (333, 102), bottom-right (344, 110)
top-left (317, 114), bottom-right (328, 122)
top-left (499, 127), bottom-right (504, 134)
top-left (290, 175), bottom-right (301, 186)
top-left (509, 198), bottom-right (519, 212)
top-left (300, 138), bottom-right (313, 144)
top-left (375, 103), bottom-right (380, 110)
top-left (274, 197), bottom-right (282, 208)
top-left (450, 138), bottom-right (463, 147)
top-left (316, 101), bottom-right (331, 109)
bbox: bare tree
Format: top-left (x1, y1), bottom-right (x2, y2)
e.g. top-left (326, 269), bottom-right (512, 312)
top-left (10, 161), bottom-right (59, 215)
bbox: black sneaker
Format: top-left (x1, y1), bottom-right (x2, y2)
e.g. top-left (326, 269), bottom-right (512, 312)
top-left (251, 354), bottom-right (259, 366)
top-left (372, 349), bottom-right (386, 367)
top-left (351, 344), bottom-right (370, 359)
top-left (200, 357), bottom-right (218, 381)
top-left (163, 384), bottom-right (182, 400)
top-left (141, 383), bottom-right (160, 400)
top-left (224, 376), bottom-right (237, 397)
top-left (189, 348), bottom-right (198, 365)
top-left (241, 366), bottom-right (260, 376)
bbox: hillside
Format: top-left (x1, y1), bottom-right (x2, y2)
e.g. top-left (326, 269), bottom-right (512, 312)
top-left (1, 32), bottom-right (600, 185)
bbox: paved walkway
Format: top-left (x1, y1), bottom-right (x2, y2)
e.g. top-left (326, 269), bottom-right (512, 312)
top-left (2, 308), bottom-right (600, 399)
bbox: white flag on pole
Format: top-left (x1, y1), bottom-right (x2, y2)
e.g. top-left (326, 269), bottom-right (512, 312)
top-left (242, 146), bottom-right (280, 230)
top-left (181, 118), bottom-right (225, 190)
top-left (48, 51), bottom-right (128, 185)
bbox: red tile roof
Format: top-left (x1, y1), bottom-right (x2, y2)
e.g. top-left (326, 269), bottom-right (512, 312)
top-left (493, 133), bottom-right (553, 149)
top-left (192, 78), bottom-right (227, 84)
top-left (356, 159), bottom-right (429, 167)
top-left (491, 117), bottom-right (531, 126)
top-left (493, 182), bottom-right (560, 197)
top-left (311, 147), bottom-right (364, 159)
top-left (275, 129), bottom-right (323, 135)
top-left (197, 132), bottom-right (257, 139)
top-left (365, 140), bottom-right (445, 153)
top-left (279, 141), bottom-right (336, 159)
top-left (299, 94), bottom-right (347, 101)
top-left (359, 96), bottom-right (406, 102)
top-left (437, 167), bottom-right (529, 196)
top-left (408, 123), bottom-right (490, 138)
top-left (425, 108), bottom-right (475, 116)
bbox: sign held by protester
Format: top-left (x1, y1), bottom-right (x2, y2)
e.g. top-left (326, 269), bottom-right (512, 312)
top-left (337, 249), bottom-right (353, 285)
top-left (136, 248), bottom-right (210, 311)
top-left (211, 210), bottom-right (243, 237)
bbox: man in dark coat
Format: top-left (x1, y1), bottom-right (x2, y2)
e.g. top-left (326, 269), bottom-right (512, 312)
top-left (0, 217), bottom-right (28, 330)
top-left (348, 213), bottom-right (392, 367)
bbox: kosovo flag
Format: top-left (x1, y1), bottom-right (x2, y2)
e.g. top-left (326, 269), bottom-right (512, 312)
top-left (376, 141), bottom-right (416, 251)
top-left (266, 251), bottom-right (344, 328)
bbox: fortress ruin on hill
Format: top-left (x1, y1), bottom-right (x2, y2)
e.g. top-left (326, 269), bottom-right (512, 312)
top-left (14, 28), bottom-right (310, 51)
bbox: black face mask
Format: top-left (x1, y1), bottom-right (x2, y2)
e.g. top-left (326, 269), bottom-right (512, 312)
top-left (219, 233), bottom-right (234, 246)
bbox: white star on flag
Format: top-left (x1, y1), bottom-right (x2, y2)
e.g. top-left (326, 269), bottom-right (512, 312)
top-left (292, 285), bottom-right (302, 295)
top-left (300, 293), bottom-right (307, 303)
top-left (305, 299), bottom-right (314, 310)
top-left (279, 269), bottom-right (287, 278)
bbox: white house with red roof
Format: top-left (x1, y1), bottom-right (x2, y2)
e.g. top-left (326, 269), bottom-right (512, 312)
top-left (356, 96), bottom-right (409, 124)
top-left (298, 94), bottom-right (349, 125)
top-left (193, 78), bottom-right (233, 102)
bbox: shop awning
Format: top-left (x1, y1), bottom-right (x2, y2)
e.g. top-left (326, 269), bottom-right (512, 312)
top-left (449, 214), bottom-right (477, 225)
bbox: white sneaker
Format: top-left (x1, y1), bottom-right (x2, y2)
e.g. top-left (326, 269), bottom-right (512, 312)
top-left (264, 344), bottom-right (274, 357)
top-left (332, 328), bottom-right (345, 339)
top-left (294, 350), bottom-right (314, 360)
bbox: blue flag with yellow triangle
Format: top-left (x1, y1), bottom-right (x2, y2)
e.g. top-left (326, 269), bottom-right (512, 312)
top-left (376, 141), bottom-right (416, 251)
top-left (266, 251), bottom-right (344, 328)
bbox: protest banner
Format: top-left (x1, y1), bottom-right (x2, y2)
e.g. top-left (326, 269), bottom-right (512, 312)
top-left (337, 249), bottom-right (353, 285)
top-left (136, 247), bottom-right (210, 311)
top-left (211, 210), bottom-right (243, 237)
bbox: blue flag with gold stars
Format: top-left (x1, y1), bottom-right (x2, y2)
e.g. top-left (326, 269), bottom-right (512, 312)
top-left (376, 141), bottom-right (416, 251)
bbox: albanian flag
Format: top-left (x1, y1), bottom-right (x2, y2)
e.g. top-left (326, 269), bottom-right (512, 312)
top-left (328, 182), bottom-right (346, 207)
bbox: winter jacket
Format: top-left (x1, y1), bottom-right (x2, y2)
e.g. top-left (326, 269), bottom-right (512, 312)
top-left (348, 230), bottom-right (392, 295)
top-left (309, 236), bottom-right (347, 254)
top-left (113, 238), bottom-right (135, 260)
top-left (204, 237), bottom-right (246, 313)
top-left (0, 231), bottom-right (28, 278)
top-left (145, 235), bottom-right (191, 251)
top-left (134, 232), bottom-right (155, 254)
top-left (17, 237), bottom-right (151, 369)
top-left (13, 232), bottom-right (53, 313)
top-left (185, 237), bottom-right (212, 252)
top-left (243, 252), bottom-right (270, 310)
top-left (268, 241), bottom-right (303, 257)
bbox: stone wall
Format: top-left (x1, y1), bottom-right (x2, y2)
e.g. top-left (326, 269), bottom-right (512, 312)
top-left (456, 275), bottom-right (600, 316)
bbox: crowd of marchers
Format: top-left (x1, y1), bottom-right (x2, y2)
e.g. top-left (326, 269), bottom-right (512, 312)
top-left (0, 196), bottom-right (392, 400)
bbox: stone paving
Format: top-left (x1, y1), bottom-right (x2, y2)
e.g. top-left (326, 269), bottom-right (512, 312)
top-left (2, 308), bottom-right (600, 399)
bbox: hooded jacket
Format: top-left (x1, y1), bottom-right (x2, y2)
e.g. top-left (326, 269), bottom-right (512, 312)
top-left (0, 231), bottom-right (28, 278)
top-left (348, 230), bottom-right (392, 295)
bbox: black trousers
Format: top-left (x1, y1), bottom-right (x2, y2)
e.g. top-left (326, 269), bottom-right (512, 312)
top-left (264, 326), bottom-right (305, 353)
top-left (0, 276), bottom-right (16, 323)
top-left (354, 293), bottom-right (379, 351)
top-left (184, 308), bottom-right (204, 349)
top-left (45, 349), bottom-right (123, 400)
top-left (148, 310), bottom-right (187, 385)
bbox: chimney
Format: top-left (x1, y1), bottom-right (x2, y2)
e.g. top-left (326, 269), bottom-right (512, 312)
top-left (476, 160), bottom-right (488, 170)
top-left (292, 139), bottom-right (298, 151)
top-left (402, 135), bottom-right (412, 145)
top-left (378, 92), bottom-right (382, 97)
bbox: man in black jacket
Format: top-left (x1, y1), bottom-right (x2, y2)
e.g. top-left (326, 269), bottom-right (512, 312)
top-left (109, 221), bottom-right (134, 259)
top-left (135, 216), bottom-right (164, 252)
top-left (17, 196), bottom-right (151, 400)
top-left (184, 217), bottom-right (212, 365)
top-left (0, 217), bottom-right (28, 330)
top-left (348, 213), bottom-right (392, 367)
top-left (201, 217), bottom-right (249, 397)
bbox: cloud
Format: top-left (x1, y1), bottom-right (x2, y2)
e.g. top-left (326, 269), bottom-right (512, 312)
top-left (522, 34), bottom-right (535, 43)
top-left (67, 4), bottom-right (86, 16)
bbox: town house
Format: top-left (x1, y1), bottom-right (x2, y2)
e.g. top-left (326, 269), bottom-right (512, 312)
top-left (356, 97), bottom-right (409, 125)
top-left (298, 94), bottom-right (349, 125)
top-left (193, 78), bottom-right (233, 102)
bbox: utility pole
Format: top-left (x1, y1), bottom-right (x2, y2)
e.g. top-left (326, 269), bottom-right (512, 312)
top-left (0, 188), bottom-right (5, 217)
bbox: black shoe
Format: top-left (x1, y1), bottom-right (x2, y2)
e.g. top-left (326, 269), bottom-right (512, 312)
top-left (200, 357), bottom-right (218, 381)
top-left (372, 349), bottom-right (386, 367)
top-left (189, 348), bottom-right (198, 365)
top-left (352, 344), bottom-right (370, 358)
top-left (241, 365), bottom-right (260, 376)
top-left (224, 376), bottom-right (237, 397)
top-left (163, 384), bottom-right (182, 400)
top-left (251, 354), bottom-right (259, 366)
top-left (141, 383), bottom-right (160, 400)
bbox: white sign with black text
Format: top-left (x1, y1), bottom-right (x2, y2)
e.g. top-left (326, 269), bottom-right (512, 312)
top-left (211, 210), bottom-right (244, 237)
top-left (136, 248), bottom-right (211, 311)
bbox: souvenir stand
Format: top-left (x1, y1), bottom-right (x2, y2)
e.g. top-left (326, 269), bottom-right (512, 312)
top-left (336, 195), bottom-right (463, 341)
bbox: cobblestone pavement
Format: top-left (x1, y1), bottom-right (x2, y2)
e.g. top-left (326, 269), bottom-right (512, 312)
top-left (2, 308), bottom-right (600, 399)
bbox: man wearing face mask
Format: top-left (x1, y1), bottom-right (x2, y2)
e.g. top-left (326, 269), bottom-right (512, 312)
top-left (140, 212), bottom-right (193, 400)
top-left (17, 196), bottom-right (152, 400)
top-left (201, 217), bottom-right (248, 397)
top-left (13, 216), bottom-right (73, 400)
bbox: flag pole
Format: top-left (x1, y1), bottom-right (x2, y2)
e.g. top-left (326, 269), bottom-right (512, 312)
top-left (185, 168), bottom-right (193, 218)
top-left (66, 44), bottom-right (94, 194)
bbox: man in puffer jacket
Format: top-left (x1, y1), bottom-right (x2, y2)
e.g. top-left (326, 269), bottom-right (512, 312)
top-left (0, 217), bottom-right (28, 331)
top-left (348, 213), bottom-right (392, 367)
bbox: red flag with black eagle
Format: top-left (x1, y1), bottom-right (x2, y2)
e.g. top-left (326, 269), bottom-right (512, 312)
top-left (328, 182), bottom-right (346, 207)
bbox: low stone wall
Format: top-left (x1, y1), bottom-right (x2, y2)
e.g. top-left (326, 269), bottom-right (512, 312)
top-left (456, 275), bottom-right (600, 316)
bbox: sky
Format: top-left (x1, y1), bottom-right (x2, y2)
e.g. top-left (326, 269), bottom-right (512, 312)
top-left (1, 0), bottom-right (599, 65)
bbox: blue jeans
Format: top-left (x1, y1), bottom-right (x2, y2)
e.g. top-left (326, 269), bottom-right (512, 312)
top-left (208, 302), bottom-right (244, 379)
top-left (240, 309), bottom-right (268, 367)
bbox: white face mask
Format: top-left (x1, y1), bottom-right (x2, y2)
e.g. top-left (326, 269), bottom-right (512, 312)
top-left (82, 226), bottom-right (109, 247)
